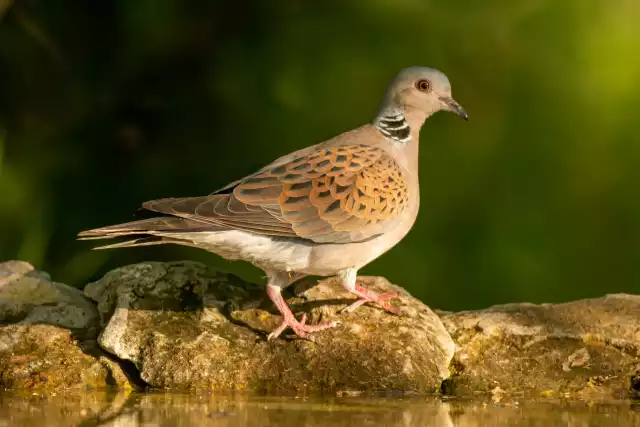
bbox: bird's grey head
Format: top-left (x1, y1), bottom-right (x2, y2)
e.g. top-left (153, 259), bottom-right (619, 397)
top-left (379, 66), bottom-right (467, 121)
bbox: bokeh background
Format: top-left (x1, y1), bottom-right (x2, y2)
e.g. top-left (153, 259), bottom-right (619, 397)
top-left (1, 0), bottom-right (639, 310)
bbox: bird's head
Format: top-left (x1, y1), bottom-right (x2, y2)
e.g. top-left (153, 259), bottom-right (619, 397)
top-left (380, 66), bottom-right (468, 121)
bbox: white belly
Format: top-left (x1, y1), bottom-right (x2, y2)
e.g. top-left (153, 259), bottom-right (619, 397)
top-left (168, 224), bottom-right (411, 276)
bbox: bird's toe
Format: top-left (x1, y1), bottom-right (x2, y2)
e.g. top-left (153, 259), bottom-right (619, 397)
top-left (268, 315), bottom-right (340, 342)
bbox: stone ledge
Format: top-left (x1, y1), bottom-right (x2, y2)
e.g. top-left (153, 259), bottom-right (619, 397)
top-left (1, 260), bottom-right (638, 398)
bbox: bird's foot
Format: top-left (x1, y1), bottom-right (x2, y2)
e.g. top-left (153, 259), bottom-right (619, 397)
top-left (341, 283), bottom-right (402, 315)
top-left (267, 314), bottom-right (341, 342)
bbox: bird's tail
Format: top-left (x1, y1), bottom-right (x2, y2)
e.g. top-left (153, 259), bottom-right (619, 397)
top-left (77, 217), bottom-right (219, 250)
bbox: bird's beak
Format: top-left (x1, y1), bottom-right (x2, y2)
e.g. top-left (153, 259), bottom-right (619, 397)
top-left (439, 96), bottom-right (468, 121)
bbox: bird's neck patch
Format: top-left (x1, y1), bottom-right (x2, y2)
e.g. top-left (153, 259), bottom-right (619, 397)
top-left (375, 111), bottom-right (411, 143)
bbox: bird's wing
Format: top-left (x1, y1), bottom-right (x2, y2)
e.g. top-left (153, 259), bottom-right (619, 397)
top-left (143, 139), bottom-right (410, 244)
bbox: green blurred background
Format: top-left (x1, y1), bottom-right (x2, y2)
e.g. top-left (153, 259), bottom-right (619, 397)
top-left (0, 0), bottom-right (638, 310)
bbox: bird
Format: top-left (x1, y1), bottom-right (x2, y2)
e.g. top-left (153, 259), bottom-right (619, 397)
top-left (78, 66), bottom-right (467, 341)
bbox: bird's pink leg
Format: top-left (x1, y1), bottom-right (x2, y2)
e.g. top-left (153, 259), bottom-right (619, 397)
top-left (338, 268), bottom-right (401, 315)
top-left (266, 281), bottom-right (340, 342)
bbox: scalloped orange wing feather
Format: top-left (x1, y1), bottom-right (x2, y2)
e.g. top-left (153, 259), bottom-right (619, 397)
top-left (143, 143), bottom-right (409, 244)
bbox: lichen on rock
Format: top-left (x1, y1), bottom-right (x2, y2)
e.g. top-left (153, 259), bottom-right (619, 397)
top-left (0, 324), bottom-right (130, 390)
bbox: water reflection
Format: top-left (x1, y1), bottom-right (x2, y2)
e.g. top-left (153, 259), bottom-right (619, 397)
top-left (0, 391), bottom-right (638, 427)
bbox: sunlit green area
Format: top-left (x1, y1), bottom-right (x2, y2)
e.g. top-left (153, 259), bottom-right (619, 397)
top-left (1, 1), bottom-right (639, 310)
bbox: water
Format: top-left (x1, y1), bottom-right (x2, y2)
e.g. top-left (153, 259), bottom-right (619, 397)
top-left (0, 391), bottom-right (638, 426)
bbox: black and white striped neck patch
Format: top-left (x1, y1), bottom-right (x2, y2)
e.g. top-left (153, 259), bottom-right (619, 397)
top-left (375, 112), bottom-right (411, 143)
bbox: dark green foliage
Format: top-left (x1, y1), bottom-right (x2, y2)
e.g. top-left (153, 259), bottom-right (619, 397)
top-left (0, 0), bottom-right (638, 309)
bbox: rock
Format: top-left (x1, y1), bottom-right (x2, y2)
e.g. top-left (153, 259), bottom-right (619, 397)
top-left (0, 324), bottom-right (131, 390)
top-left (0, 260), bottom-right (99, 335)
top-left (441, 295), bottom-right (640, 399)
top-left (85, 261), bottom-right (455, 392)
top-left (0, 261), bottom-right (133, 391)
top-left (3, 259), bottom-right (639, 398)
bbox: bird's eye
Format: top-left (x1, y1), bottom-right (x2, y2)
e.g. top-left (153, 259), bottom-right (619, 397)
top-left (415, 79), bottom-right (431, 92)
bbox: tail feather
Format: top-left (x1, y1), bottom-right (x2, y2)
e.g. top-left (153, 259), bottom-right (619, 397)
top-left (92, 236), bottom-right (204, 250)
top-left (78, 217), bottom-right (220, 250)
top-left (93, 236), bottom-right (167, 250)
